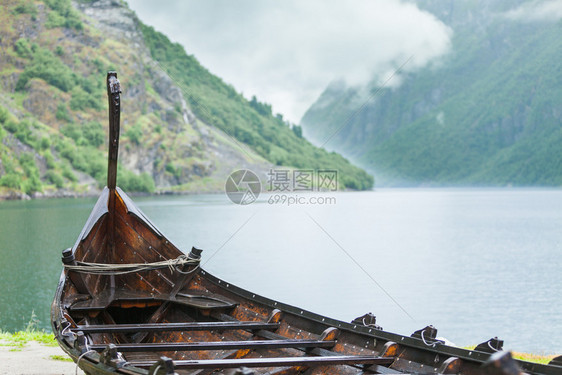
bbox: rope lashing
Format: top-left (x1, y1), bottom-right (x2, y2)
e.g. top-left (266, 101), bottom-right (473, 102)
top-left (63, 254), bottom-right (199, 275)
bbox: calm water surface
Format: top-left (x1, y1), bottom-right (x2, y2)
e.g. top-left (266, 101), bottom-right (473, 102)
top-left (0, 189), bottom-right (560, 353)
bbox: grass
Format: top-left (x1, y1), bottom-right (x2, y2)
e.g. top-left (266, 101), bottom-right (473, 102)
top-left (0, 311), bottom-right (56, 349)
top-left (0, 331), bottom-right (73, 361)
top-left (0, 313), bottom-right (72, 361)
top-left (512, 352), bottom-right (557, 365)
top-left (49, 354), bottom-right (73, 362)
top-left (0, 330), bottom-right (56, 348)
top-left (0, 330), bottom-right (57, 352)
top-left (463, 346), bottom-right (556, 365)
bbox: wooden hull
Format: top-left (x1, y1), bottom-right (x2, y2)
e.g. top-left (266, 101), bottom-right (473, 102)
top-left (51, 187), bottom-right (560, 375)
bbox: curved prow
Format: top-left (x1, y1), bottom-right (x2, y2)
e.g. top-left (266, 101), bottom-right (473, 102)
top-left (106, 71), bottom-right (121, 191)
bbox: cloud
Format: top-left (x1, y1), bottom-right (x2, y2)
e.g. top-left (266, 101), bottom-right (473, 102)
top-left (505, 0), bottom-right (562, 22)
top-left (128, 0), bottom-right (452, 123)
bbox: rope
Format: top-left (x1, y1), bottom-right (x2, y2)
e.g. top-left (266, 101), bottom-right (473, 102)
top-left (76, 349), bottom-right (96, 375)
top-left (150, 364), bottom-right (162, 375)
top-left (60, 320), bottom-right (72, 338)
top-left (488, 340), bottom-right (499, 352)
top-left (421, 330), bottom-right (443, 347)
top-left (64, 254), bottom-right (200, 275)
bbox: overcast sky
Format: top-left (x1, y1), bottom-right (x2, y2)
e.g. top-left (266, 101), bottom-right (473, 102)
top-left (127, 0), bottom-right (452, 123)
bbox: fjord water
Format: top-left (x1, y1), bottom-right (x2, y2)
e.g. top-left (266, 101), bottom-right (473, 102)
top-left (0, 189), bottom-right (560, 353)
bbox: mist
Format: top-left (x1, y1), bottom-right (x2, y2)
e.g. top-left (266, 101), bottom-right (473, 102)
top-left (128, 0), bottom-right (452, 123)
top-left (505, 0), bottom-right (562, 22)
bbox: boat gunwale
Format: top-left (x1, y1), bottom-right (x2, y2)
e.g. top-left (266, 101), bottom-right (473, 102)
top-left (197, 269), bottom-right (562, 375)
top-left (53, 265), bottom-right (562, 375)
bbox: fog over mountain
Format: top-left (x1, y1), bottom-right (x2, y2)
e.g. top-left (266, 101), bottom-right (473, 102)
top-left (301, 0), bottom-right (562, 186)
top-left (128, 0), bottom-right (452, 123)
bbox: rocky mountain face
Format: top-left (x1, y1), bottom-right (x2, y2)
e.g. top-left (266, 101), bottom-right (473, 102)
top-left (301, 0), bottom-right (562, 186)
top-left (75, 0), bottom-right (269, 188)
top-left (0, 0), bottom-right (372, 199)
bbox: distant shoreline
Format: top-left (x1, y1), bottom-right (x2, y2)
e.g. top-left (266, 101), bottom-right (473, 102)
top-left (3, 186), bottom-right (562, 202)
top-left (0, 188), bottom-right (225, 202)
top-left (0, 187), bottom-right (380, 202)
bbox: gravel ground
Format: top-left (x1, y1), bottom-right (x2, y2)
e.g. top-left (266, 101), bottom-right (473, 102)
top-left (0, 341), bottom-right (84, 375)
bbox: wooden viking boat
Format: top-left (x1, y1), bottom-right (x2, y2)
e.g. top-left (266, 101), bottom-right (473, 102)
top-left (51, 72), bottom-right (561, 375)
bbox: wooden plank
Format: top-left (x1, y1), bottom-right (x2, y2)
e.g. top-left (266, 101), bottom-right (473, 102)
top-left (112, 213), bottom-right (169, 293)
top-left (73, 321), bottom-right (280, 334)
top-left (130, 355), bottom-right (395, 369)
top-left (89, 339), bottom-right (336, 352)
top-left (215, 313), bottom-right (400, 374)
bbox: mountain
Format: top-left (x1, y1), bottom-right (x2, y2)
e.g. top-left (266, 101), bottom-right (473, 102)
top-left (0, 0), bottom-right (373, 199)
top-left (300, 0), bottom-right (562, 186)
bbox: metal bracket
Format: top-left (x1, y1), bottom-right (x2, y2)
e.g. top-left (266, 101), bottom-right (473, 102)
top-left (352, 312), bottom-right (383, 330)
top-left (475, 337), bottom-right (504, 353)
top-left (73, 331), bottom-right (87, 354)
top-left (100, 344), bottom-right (126, 368)
top-left (411, 325), bottom-right (444, 347)
top-left (148, 356), bottom-right (177, 375)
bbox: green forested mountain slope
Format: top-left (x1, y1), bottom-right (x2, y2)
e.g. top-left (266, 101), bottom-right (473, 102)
top-left (0, 0), bottom-right (372, 199)
top-left (301, 0), bottom-right (562, 186)
top-left (138, 24), bottom-right (372, 190)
